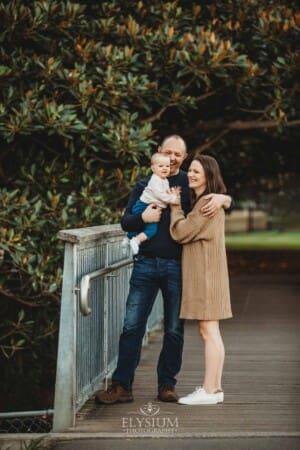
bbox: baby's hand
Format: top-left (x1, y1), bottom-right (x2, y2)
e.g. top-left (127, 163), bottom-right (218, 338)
top-left (169, 186), bottom-right (181, 205)
top-left (172, 186), bottom-right (182, 196)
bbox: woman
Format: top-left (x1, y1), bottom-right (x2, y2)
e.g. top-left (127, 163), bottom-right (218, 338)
top-left (170, 155), bottom-right (232, 405)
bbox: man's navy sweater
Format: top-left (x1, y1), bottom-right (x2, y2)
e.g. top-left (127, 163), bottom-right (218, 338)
top-left (121, 170), bottom-right (190, 260)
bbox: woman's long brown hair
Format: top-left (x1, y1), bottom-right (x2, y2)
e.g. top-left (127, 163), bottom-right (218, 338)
top-left (190, 155), bottom-right (227, 206)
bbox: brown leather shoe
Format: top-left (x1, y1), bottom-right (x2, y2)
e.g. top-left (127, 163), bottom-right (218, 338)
top-left (95, 383), bottom-right (134, 404)
top-left (157, 385), bottom-right (179, 402)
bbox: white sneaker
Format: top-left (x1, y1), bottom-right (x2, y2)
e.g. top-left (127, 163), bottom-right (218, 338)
top-left (216, 390), bottom-right (224, 403)
top-left (129, 237), bottom-right (140, 255)
top-left (178, 387), bottom-right (221, 405)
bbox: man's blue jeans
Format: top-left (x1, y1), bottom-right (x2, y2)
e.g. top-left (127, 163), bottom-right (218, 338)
top-left (112, 254), bottom-right (184, 391)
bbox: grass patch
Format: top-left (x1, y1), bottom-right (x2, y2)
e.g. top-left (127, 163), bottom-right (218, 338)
top-left (225, 231), bottom-right (300, 250)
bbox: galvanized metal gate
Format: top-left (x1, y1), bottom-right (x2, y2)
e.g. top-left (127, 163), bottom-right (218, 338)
top-left (52, 225), bottom-right (163, 431)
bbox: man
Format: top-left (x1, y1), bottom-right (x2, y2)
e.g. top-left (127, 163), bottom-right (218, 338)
top-left (95, 135), bottom-right (232, 404)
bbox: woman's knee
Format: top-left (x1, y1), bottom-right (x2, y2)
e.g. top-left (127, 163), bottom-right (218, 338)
top-left (198, 320), bottom-right (219, 340)
top-left (198, 321), bottom-right (207, 340)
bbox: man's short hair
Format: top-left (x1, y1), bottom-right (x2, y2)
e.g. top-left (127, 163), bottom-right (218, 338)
top-left (160, 135), bottom-right (187, 153)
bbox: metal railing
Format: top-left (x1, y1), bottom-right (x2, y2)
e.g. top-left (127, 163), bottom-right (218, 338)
top-left (52, 225), bottom-right (163, 432)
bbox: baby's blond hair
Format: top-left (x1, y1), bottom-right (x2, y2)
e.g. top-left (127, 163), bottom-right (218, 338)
top-left (151, 152), bottom-right (170, 165)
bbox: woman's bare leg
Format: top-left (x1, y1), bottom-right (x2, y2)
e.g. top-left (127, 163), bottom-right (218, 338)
top-left (199, 320), bottom-right (225, 393)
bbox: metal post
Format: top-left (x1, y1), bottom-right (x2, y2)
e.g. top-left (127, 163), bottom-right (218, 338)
top-left (52, 243), bottom-right (77, 431)
top-left (104, 242), bottom-right (109, 391)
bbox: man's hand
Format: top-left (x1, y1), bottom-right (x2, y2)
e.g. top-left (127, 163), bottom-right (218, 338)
top-left (142, 204), bottom-right (162, 223)
top-left (201, 194), bottom-right (232, 218)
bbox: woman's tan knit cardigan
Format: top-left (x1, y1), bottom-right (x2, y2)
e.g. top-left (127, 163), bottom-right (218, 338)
top-left (170, 196), bottom-right (232, 320)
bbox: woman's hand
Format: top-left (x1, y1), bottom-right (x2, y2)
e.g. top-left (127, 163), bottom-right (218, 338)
top-left (201, 194), bottom-right (232, 217)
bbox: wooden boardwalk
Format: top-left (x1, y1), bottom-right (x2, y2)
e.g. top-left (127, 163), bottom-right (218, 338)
top-left (73, 274), bottom-right (300, 437)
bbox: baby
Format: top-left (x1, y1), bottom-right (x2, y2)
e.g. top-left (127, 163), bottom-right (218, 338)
top-left (124, 152), bottom-right (180, 255)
